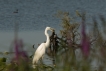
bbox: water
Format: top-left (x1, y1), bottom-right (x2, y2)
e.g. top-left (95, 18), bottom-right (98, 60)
top-left (0, 0), bottom-right (106, 31)
top-left (0, 31), bottom-right (45, 51)
top-left (0, 0), bottom-right (106, 49)
top-left (0, 0), bottom-right (106, 69)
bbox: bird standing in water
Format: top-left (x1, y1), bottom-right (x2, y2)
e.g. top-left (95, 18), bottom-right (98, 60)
top-left (32, 27), bottom-right (54, 68)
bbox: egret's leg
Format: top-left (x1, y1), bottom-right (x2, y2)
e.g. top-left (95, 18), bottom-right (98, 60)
top-left (32, 64), bottom-right (36, 68)
top-left (32, 58), bottom-right (38, 68)
top-left (41, 55), bottom-right (44, 60)
top-left (40, 55), bottom-right (44, 64)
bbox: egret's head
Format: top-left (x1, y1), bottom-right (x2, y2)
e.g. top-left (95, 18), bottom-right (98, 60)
top-left (46, 27), bottom-right (55, 32)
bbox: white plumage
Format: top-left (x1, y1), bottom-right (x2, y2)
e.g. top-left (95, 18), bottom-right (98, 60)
top-left (32, 27), bottom-right (54, 68)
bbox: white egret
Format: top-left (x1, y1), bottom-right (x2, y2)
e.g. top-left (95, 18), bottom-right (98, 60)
top-left (32, 27), bottom-right (54, 68)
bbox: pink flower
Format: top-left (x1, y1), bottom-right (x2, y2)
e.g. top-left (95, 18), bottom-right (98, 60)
top-left (11, 39), bottom-right (28, 64)
top-left (81, 20), bottom-right (90, 58)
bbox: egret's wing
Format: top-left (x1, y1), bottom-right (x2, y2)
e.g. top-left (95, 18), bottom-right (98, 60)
top-left (33, 43), bottom-right (46, 64)
top-left (35, 43), bottom-right (45, 54)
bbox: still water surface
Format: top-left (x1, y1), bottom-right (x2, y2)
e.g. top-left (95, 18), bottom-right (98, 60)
top-left (0, 0), bottom-right (106, 31)
top-left (0, 0), bottom-right (106, 51)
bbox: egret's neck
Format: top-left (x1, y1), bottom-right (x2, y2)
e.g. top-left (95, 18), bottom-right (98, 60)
top-left (45, 29), bottom-right (50, 48)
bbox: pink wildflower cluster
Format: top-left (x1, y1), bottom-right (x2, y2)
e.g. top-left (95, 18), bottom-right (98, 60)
top-left (81, 20), bottom-right (90, 58)
top-left (11, 39), bottom-right (28, 64)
